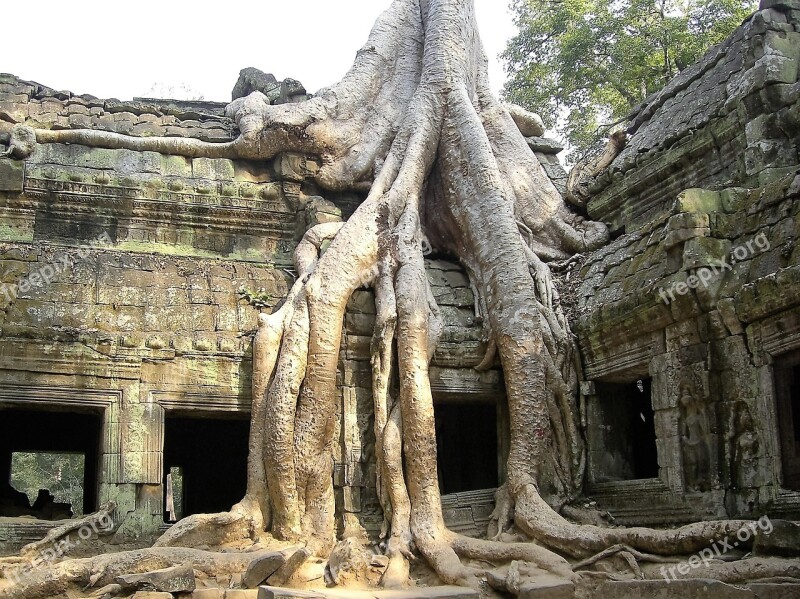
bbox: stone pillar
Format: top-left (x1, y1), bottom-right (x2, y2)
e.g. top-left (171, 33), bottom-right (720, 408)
top-left (334, 290), bottom-right (380, 540)
top-left (112, 391), bottom-right (165, 539)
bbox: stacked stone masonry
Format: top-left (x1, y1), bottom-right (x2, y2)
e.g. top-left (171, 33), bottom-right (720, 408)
top-left (575, 1), bottom-right (800, 524)
top-left (0, 65), bottom-right (538, 549)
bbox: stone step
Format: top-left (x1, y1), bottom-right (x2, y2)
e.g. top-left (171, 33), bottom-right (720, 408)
top-left (258, 585), bottom-right (478, 599)
top-left (747, 582), bottom-right (800, 598)
top-left (191, 590), bottom-right (261, 599)
top-left (226, 591), bottom-right (260, 599)
top-left (519, 581), bottom-right (575, 598)
top-left (597, 579), bottom-right (800, 598)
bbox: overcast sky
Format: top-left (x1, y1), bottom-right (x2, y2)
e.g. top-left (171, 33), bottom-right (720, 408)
top-left (3, 1), bottom-right (516, 102)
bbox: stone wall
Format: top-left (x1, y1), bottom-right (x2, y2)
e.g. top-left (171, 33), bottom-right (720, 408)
top-left (574, 1), bottom-right (800, 523)
top-left (1, 66), bottom-right (563, 550)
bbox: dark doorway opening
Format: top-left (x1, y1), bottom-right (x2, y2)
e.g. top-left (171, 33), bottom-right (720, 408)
top-left (588, 378), bottom-right (659, 482)
top-left (434, 402), bottom-right (498, 495)
top-left (0, 408), bottom-right (101, 518)
top-left (774, 351), bottom-right (800, 491)
top-left (163, 413), bottom-right (249, 521)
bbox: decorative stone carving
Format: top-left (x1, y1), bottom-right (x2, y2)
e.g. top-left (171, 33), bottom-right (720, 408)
top-left (731, 402), bottom-right (760, 489)
top-left (678, 380), bottom-right (714, 492)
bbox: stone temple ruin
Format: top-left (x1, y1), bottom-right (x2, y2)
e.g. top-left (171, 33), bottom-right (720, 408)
top-left (0, 0), bottom-right (799, 597)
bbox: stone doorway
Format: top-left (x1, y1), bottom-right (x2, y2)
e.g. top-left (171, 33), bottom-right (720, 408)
top-left (774, 350), bottom-right (800, 491)
top-left (587, 378), bottom-right (659, 483)
top-left (162, 412), bottom-right (250, 521)
top-left (434, 402), bottom-right (499, 495)
top-left (0, 407), bottom-right (101, 519)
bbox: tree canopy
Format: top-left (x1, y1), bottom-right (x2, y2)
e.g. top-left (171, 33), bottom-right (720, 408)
top-left (502, 0), bottom-right (758, 159)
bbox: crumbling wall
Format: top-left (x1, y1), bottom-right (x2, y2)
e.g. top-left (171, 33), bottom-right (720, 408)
top-left (1, 64), bottom-right (558, 549)
top-left (575, 0), bottom-right (800, 523)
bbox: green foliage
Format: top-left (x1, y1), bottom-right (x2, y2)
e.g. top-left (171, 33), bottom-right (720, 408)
top-left (10, 452), bottom-right (85, 516)
top-left (238, 286), bottom-right (274, 309)
top-left (502, 0), bottom-right (757, 160)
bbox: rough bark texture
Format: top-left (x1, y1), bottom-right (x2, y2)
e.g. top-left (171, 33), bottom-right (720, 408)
top-left (2, 0), bottom-right (798, 596)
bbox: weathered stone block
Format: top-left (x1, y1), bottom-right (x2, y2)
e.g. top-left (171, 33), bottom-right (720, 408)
top-left (0, 159), bottom-right (24, 192)
top-left (336, 486), bottom-right (362, 513)
top-left (347, 290), bottom-right (377, 314)
top-left (194, 157), bottom-right (235, 180)
top-left (758, 165), bottom-right (800, 186)
top-left (161, 154), bottom-right (192, 176)
top-left (760, 0), bottom-right (800, 10)
top-left (728, 54), bottom-right (799, 101)
top-left (746, 582), bottom-right (800, 598)
top-left (430, 286), bottom-right (474, 307)
top-left (720, 187), bottom-right (751, 213)
top-left (664, 227), bottom-right (710, 249)
top-left (231, 68), bottom-right (279, 100)
top-left (754, 520), bottom-right (800, 557)
top-left (519, 581), bottom-right (574, 598)
top-left (526, 136), bottom-right (564, 153)
top-left (0, 259), bottom-right (30, 283)
top-left (242, 551), bottom-right (287, 589)
top-left (683, 237), bottom-right (732, 269)
top-left (345, 313), bottom-right (376, 335)
top-left (116, 564), bottom-right (195, 593)
top-left (215, 306), bottom-right (239, 332)
top-left (745, 139), bottom-right (797, 176)
top-left (225, 591), bottom-right (259, 599)
top-left (0, 101), bottom-right (28, 123)
top-left (675, 189), bottom-right (722, 214)
top-left (131, 122), bottom-right (165, 137)
top-left (599, 579), bottom-right (753, 598)
top-left (270, 153), bottom-right (320, 182)
top-left (764, 29), bottom-right (800, 63)
top-left (68, 113), bottom-right (93, 128)
top-left (344, 334), bottom-right (371, 360)
top-left (266, 548), bottom-right (312, 587)
top-left (276, 79), bottom-right (307, 104)
top-left (99, 285), bottom-right (147, 307)
top-left (257, 588), bottom-right (323, 599)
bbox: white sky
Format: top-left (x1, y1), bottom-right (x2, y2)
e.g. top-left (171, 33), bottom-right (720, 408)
top-left (2, 1), bottom-right (516, 102)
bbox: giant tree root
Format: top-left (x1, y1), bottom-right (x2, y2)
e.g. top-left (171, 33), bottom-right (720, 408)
top-left (2, 0), bottom-right (799, 596)
top-left (0, 547), bottom-right (300, 599)
top-left (16, 502), bottom-right (116, 559)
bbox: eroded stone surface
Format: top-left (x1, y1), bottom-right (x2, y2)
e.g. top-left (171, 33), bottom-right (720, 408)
top-left (599, 579), bottom-right (754, 598)
top-left (754, 520), bottom-right (800, 557)
top-left (242, 551), bottom-right (289, 589)
top-left (258, 586), bottom-right (478, 599)
top-left (116, 564), bottom-right (196, 593)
